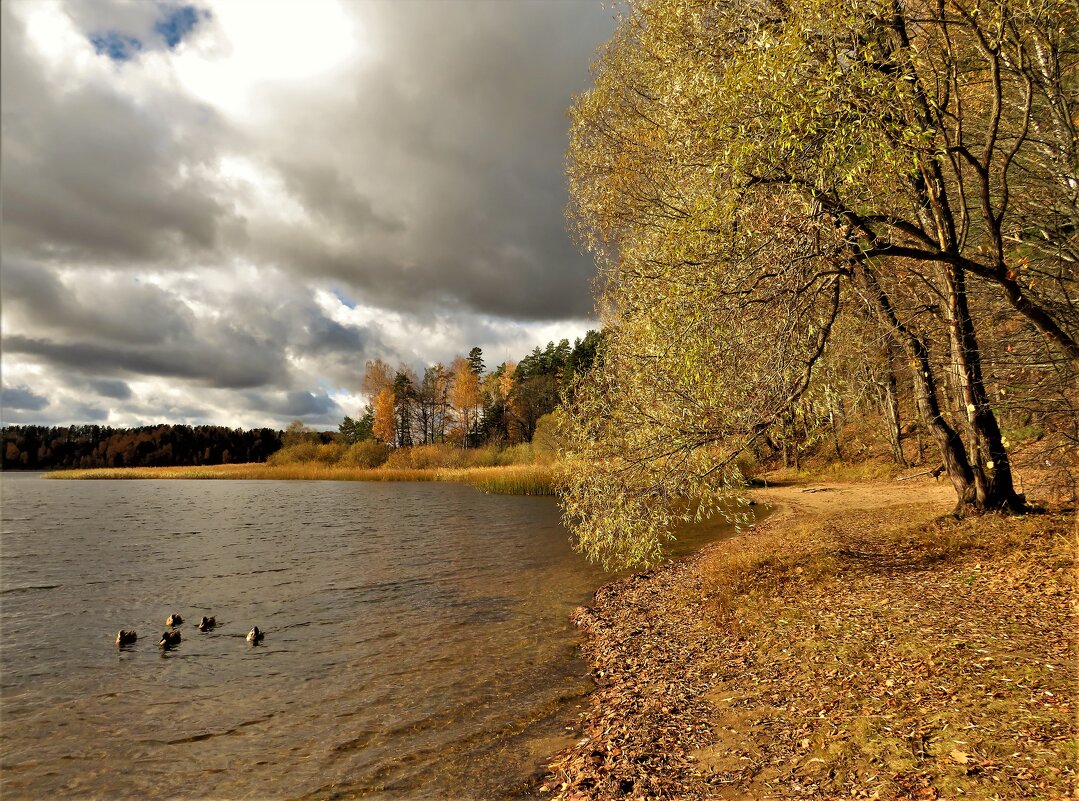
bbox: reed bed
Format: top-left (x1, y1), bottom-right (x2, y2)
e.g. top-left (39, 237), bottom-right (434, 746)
top-left (45, 462), bottom-right (557, 495)
top-left (446, 464), bottom-right (557, 496)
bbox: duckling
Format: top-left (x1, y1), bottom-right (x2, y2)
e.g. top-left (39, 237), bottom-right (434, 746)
top-left (165, 613), bottom-right (183, 627)
top-left (196, 616), bottom-right (216, 631)
top-left (246, 626), bottom-right (264, 644)
top-left (115, 629), bottom-right (137, 645)
top-left (159, 630), bottom-right (181, 647)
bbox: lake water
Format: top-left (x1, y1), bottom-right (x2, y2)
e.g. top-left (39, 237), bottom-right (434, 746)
top-left (0, 474), bottom-right (744, 800)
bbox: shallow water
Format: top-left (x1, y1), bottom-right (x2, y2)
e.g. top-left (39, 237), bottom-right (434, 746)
top-left (0, 474), bottom-right (745, 800)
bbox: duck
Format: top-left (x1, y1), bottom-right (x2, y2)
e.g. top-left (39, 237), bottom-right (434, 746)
top-left (159, 630), bottom-right (181, 647)
top-left (165, 613), bottom-right (183, 626)
top-left (197, 616), bottom-right (216, 631)
top-left (115, 629), bottom-right (138, 645)
top-left (246, 626), bottom-right (264, 644)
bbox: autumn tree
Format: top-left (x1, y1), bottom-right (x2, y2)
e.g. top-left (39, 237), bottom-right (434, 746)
top-left (563, 0), bottom-right (1077, 567)
top-left (417, 363), bottom-right (452, 444)
top-left (491, 360), bottom-right (520, 443)
top-left (372, 387), bottom-right (396, 446)
top-left (361, 359), bottom-right (394, 398)
top-left (450, 356), bottom-right (483, 447)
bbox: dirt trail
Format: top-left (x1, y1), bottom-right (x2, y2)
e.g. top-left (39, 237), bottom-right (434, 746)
top-left (748, 476), bottom-right (955, 520)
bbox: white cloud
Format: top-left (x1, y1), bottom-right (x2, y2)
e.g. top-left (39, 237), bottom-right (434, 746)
top-left (173, 0), bottom-right (362, 121)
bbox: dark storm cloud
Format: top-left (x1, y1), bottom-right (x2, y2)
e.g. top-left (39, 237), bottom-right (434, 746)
top-left (1, 250), bottom-right (383, 396)
top-left (1, 385), bottom-right (50, 411)
top-left (86, 378), bottom-right (133, 400)
top-left (2, 259), bottom-right (194, 345)
top-left (274, 159), bottom-right (405, 234)
top-left (5, 334), bottom-right (282, 390)
top-left (2, 254), bottom-right (378, 422)
top-left (72, 403), bottom-right (110, 422)
top-left (249, 390), bottom-right (342, 419)
top-left (295, 307), bottom-right (367, 353)
top-left (250, 0), bottom-right (616, 319)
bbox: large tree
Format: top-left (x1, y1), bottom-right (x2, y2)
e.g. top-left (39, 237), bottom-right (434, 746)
top-left (563, 0), bottom-right (1077, 567)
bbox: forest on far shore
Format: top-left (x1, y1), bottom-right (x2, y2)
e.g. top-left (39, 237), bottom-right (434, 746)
top-left (1, 424), bottom-right (287, 471)
top-left (1, 332), bottom-right (604, 472)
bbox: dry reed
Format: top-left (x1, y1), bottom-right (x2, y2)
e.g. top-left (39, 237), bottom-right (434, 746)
top-left (45, 462), bottom-right (557, 495)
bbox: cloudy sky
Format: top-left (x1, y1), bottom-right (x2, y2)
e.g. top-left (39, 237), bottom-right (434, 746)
top-left (0, 0), bottom-right (616, 429)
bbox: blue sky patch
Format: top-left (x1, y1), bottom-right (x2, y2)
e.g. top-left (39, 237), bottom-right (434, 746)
top-left (89, 4), bottom-right (206, 62)
top-left (155, 5), bottom-right (204, 49)
top-left (332, 288), bottom-right (357, 309)
top-left (89, 31), bottom-right (143, 62)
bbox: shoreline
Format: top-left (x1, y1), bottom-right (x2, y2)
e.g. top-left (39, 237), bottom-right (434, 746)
top-left (34, 462), bottom-right (556, 495)
top-left (540, 478), bottom-right (1075, 800)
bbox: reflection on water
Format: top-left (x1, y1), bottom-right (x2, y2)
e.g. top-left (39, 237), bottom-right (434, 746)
top-left (0, 473), bottom-right (747, 800)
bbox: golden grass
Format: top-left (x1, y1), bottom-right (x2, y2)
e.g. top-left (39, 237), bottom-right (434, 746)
top-left (45, 462), bottom-right (557, 495)
top-left (449, 464), bottom-right (557, 496)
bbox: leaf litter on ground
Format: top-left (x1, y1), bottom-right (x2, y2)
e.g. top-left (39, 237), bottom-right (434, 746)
top-left (539, 479), bottom-right (1076, 801)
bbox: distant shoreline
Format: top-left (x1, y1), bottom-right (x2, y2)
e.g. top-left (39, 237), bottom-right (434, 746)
top-left (42, 462), bottom-right (557, 495)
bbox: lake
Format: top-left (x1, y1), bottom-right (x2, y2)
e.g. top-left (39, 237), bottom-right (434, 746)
top-left (0, 473), bottom-right (744, 800)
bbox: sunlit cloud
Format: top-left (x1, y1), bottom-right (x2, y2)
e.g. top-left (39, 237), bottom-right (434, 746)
top-left (174, 0), bottom-right (362, 119)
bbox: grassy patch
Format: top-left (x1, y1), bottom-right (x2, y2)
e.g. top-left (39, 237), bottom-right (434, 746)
top-left (762, 458), bottom-right (904, 485)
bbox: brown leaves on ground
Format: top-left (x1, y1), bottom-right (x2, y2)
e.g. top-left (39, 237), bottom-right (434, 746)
top-left (540, 480), bottom-right (1076, 801)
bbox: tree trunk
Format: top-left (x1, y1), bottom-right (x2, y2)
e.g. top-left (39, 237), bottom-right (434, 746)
top-left (826, 386), bottom-right (843, 460)
top-left (881, 343), bottom-right (906, 466)
top-left (859, 264), bottom-right (975, 509)
top-left (940, 265), bottom-right (1025, 511)
top-left (790, 405), bottom-right (800, 470)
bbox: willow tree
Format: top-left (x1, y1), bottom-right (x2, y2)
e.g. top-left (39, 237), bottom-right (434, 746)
top-left (563, 0), bottom-right (1077, 567)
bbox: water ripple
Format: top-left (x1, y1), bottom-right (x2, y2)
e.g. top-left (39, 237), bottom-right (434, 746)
top-left (0, 472), bottom-right (748, 801)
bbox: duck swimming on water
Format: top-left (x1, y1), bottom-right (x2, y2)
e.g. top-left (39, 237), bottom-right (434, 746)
top-left (159, 630), bottom-right (181, 647)
top-left (115, 629), bottom-right (137, 645)
top-left (246, 626), bottom-right (264, 644)
top-left (197, 616), bottom-right (216, 631)
top-left (165, 614), bottom-right (183, 626)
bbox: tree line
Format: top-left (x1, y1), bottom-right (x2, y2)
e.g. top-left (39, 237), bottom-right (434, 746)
top-left (1, 425), bottom-right (285, 470)
top-left (340, 333), bottom-right (603, 449)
